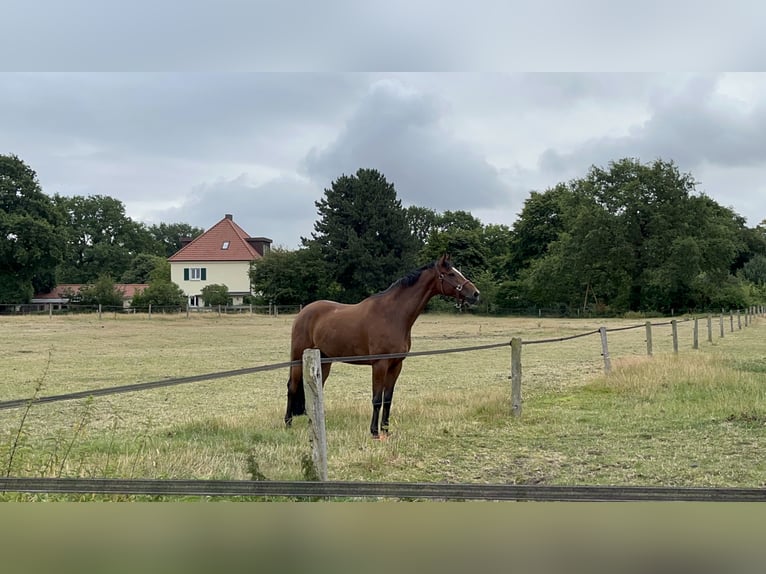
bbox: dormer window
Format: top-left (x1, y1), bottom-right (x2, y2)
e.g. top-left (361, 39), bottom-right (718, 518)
top-left (222, 241), bottom-right (230, 250)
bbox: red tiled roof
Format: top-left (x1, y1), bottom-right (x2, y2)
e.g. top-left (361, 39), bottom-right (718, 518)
top-left (33, 284), bottom-right (149, 300)
top-left (168, 214), bottom-right (266, 262)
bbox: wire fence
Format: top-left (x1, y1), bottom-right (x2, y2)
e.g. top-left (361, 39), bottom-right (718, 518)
top-left (0, 302), bottom-right (302, 317)
top-left (0, 307), bottom-right (762, 413)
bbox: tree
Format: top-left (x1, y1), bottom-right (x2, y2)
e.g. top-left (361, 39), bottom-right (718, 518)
top-left (54, 194), bottom-right (159, 284)
top-left (417, 210), bottom-right (487, 274)
top-left (249, 246), bottom-right (329, 305)
top-left (739, 254), bottom-right (766, 285)
top-left (405, 205), bottom-right (439, 248)
top-left (0, 155), bottom-right (63, 302)
top-left (435, 210), bottom-right (483, 232)
top-left (420, 226), bottom-right (487, 279)
top-left (303, 168), bottom-right (418, 303)
top-left (200, 283), bottom-right (230, 306)
top-left (509, 185), bottom-right (569, 275)
top-left (518, 158), bottom-right (750, 313)
top-left (121, 253), bottom-right (168, 284)
top-left (149, 222), bottom-right (204, 257)
top-left (129, 281), bottom-right (186, 310)
top-left (78, 275), bottom-right (126, 308)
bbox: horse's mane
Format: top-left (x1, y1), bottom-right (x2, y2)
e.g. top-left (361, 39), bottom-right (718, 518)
top-left (373, 260), bottom-right (445, 297)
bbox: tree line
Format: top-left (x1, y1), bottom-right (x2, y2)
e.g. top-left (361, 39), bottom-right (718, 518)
top-left (3, 153), bottom-right (765, 314)
top-left (0, 154), bottom-right (203, 305)
top-left (251, 162), bottom-right (766, 315)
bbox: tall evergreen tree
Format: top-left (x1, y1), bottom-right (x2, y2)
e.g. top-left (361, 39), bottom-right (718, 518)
top-left (303, 168), bottom-right (417, 303)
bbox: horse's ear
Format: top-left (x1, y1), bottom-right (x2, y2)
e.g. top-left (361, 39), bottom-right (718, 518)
top-left (438, 253), bottom-right (451, 269)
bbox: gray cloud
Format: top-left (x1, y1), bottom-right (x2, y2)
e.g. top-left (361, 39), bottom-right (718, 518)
top-left (536, 75), bottom-right (766, 193)
top-left (302, 79), bottom-right (514, 212)
top-left (6, 0), bottom-right (766, 71)
top-left (155, 174), bottom-right (321, 248)
top-left (2, 72), bottom-right (766, 253)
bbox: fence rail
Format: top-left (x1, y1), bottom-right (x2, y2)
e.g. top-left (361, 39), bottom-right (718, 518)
top-left (2, 477), bottom-right (766, 501)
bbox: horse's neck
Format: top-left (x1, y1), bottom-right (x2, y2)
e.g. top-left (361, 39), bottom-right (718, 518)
top-left (384, 271), bottom-right (439, 331)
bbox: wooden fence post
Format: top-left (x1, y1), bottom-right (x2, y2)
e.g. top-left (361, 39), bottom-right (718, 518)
top-left (148, 304), bottom-right (152, 319)
top-left (49, 303), bottom-right (53, 319)
top-left (510, 338), bottom-right (522, 418)
top-left (302, 348), bottom-right (328, 481)
top-left (737, 310), bottom-right (742, 330)
top-left (692, 317), bottom-right (699, 350)
top-left (645, 321), bottom-right (652, 356)
top-left (707, 315), bottom-right (713, 343)
top-left (98, 303), bottom-right (102, 321)
top-left (671, 320), bottom-right (678, 353)
top-left (599, 327), bottom-right (611, 374)
top-left (730, 312), bottom-right (734, 332)
top-left (719, 314), bottom-right (724, 338)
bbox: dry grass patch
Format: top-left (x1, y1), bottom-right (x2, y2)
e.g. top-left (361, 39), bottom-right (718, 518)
top-left (1, 313), bottom-right (765, 494)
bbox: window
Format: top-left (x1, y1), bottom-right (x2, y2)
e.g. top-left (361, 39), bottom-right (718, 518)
top-left (222, 241), bottom-right (230, 250)
top-left (183, 267), bottom-right (207, 281)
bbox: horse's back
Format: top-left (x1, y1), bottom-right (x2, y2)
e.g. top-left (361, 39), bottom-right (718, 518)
top-left (291, 300), bottom-right (353, 353)
top-left (291, 299), bottom-right (374, 359)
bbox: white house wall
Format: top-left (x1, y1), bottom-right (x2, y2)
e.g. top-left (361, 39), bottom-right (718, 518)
top-left (170, 261), bottom-right (251, 298)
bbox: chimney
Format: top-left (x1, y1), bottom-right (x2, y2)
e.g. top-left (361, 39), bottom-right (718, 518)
top-left (246, 236), bottom-right (273, 257)
top-left (179, 236), bottom-right (192, 247)
top-left (225, 213), bottom-right (233, 220)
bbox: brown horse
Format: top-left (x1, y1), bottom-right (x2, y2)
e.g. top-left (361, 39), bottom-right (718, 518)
top-left (284, 254), bottom-right (480, 438)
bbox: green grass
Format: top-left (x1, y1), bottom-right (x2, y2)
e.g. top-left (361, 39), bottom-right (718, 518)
top-left (1, 311), bottom-right (765, 498)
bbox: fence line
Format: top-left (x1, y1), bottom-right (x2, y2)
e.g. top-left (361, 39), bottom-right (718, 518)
top-left (2, 306), bottom-right (764, 499)
top-left (1, 477), bottom-right (765, 501)
top-left (0, 309), bottom-right (763, 412)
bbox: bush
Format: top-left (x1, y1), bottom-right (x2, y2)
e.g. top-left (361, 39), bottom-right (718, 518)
top-left (130, 280), bottom-right (186, 310)
top-left (200, 284), bottom-right (230, 307)
top-left (78, 275), bottom-right (124, 308)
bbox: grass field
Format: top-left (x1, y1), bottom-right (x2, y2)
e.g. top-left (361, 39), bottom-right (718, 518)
top-left (1, 310), bottom-right (765, 496)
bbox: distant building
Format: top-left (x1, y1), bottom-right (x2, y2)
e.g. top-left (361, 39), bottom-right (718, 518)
top-left (31, 284), bottom-right (149, 309)
top-left (167, 213), bottom-right (272, 307)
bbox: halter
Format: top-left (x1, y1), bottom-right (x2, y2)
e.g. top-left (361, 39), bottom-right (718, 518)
top-left (438, 270), bottom-right (471, 306)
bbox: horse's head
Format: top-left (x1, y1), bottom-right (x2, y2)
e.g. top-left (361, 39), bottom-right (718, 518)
top-left (436, 254), bottom-right (480, 307)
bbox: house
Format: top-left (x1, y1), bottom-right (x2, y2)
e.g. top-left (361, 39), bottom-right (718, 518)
top-left (31, 284), bottom-right (149, 309)
top-left (167, 213), bottom-right (272, 307)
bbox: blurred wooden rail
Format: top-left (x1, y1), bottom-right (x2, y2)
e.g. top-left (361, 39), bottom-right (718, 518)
top-left (2, 477), bottom-right (766, 501)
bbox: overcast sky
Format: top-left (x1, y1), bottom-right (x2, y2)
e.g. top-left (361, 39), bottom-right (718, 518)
top-left (3, 72), bottom-right (766, 248)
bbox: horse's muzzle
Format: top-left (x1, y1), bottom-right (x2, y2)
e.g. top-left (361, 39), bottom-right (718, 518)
top-left (464, 290), bottom-right (480, 306)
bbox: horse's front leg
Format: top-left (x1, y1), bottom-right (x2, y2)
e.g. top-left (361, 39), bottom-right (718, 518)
top-left (380, 361), bottom-right (403, 435)
top-left (370, 388), bottom-right (383, 438)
